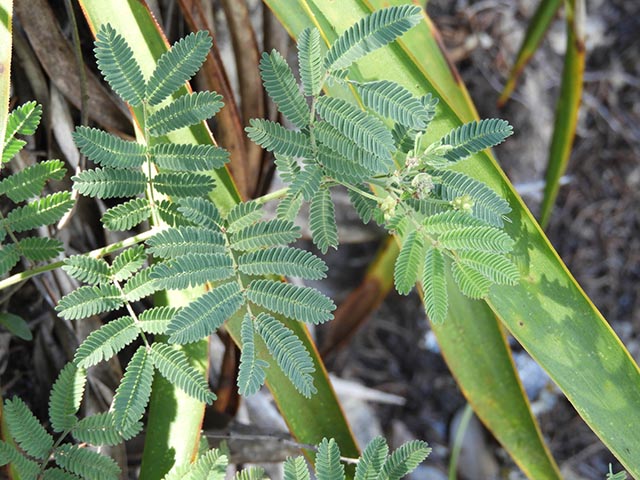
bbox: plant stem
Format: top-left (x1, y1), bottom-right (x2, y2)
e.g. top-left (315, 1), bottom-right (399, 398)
top-left (252, 186), bottom-right (289, 205)
top-left (0, 228), bottom-right (163, 291)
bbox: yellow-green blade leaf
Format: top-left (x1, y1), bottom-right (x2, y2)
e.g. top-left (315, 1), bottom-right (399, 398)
top-left (0, 0), bottom-right (11, 149)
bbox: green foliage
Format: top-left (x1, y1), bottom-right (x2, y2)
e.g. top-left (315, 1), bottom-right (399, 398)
top-left (4, 397), bottom-right (54, 459)
top-left (62, 255), bottom-right (111, 285)
top-left (230, 219), bottom-right (301, 251)
top-left (113, 346), bottom-right (154, 430)
top-left (0, 159), bottom-right (66, 202)
top-left (101, 198), bottom-right (151, 231)
top-left (74, 316), bottom-right (138, 368)
top-left (237, 314), bottom-right (268, 396)
top-left (237, 246), bottom-right (327, 280)
top-left (394, 230), bottom-right (425, 295)
top-left (298, 27), bottom-right (324, 96)
top-left (309, 187), bottom-right (338, 254)
top-left (49, 363), bottom-right (86, 433)
top-left (151, 143), bottom-right (229, 171)
top-left (73, 127), bottom-right (146, 168)
top-left (246, 119), bottom-right (313, 158)
top-left (55, 284), bottom-right (123, 320)
top-left (315, 438), bottom-right (344, 480)
top-left (151, 252), bottom-right (234, 290)
top-left (146, 226), bottom-right (226, 258)
top-left (421, 249), bottom-right (447, 324)
top-left (355, 436), bottom-right (388, 480)
top-left (147, 91), bottom-right (223, 136)
top-left (72, 168), bottom-right (147, 198)
top-left (4, 191), bottom-right (73, 232)
top-left (354, 80), bottom-right (430, 129)
top-left (18, 237), bottom-right (63, 261)
top-left (379, 440), bottom-right (431, 480)
top-left (54, 444), bottom-right (120, 480)
top-left (153, 171), bottom-right (215, 197)
top-left (438, 119), bottom-right (513, 164)
top-left (2, 101), bottom-right (42, 164)
top-left (72, 412), bottom-right (142, 446)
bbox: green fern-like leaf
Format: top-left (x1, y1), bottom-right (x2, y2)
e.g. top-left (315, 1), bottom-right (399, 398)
top-left (316, 96), bottom-right (395, 162)
top-left (73, 412), bottom-right (142, 446)
top-left (153, 171), bottom-right (215, 198)
top-left (113, 346), bottom-right (154, 430)
top-left (0, 244), bottom-right (20, 275)
top-left (255, 312), bottom-right (316, 397)
top-left (72, 168), bottom-right (146, 199)
top-left (274, 155), bottom-right (300, 184)
top-left (62, 255), bottom-right (111, 285)
top-left (246, 119), bottom-right (313, 158)
top-left (355, 436), bottom-right (388, 480)
top-left (439, 119), bottom-right (513, 164)
top-left (421, 248), bottom-right (447, 324)
top-left (238, 246), bottom-right (327, 279)
top-left (314, 121), bottom-right (385, 173)
top-left (297, 27), bottom-right (324, 96)
top-left (0, 441), bottom-right (40, 479)
top-left (18, 237), bottom-right (63, 261)
top-left (151, 143), bottom-right (229, 171)
top-left (436, 169), bottom-right (511, 227)
top-left (288, 163), bottom-right (322, 201)
top-left (394, 230), bottom-right (425, 295)
top-left (422, 210), bottom-right (486, 234)
top-left (316, 143), bottom-right (374, 183)
top-left (451, 261), bottom-right (492, 299)
top-left (167, 282), bottom-right (245, 344)
top-left (226, 200), bottom-right (263, 233)
top-left (1, 138), bottom-right (26, 164)
top-left (348, 188), bottom-right (378, 225)
top-left (146, 226), bottom-right (226, 258)
top-left (438, 226), bottom-right (514, 253)
top-left (309, 187), bottom-right (338, 254)
top-left (49, 363), bottom-right (86, 433)
top-left (146, 31), bottom-right (212, 106)
top-left (56, 284), bottom-right (123, 320)
top-left (138, 306), bottom-right (179, 335)
top-left (95, 25), bottom-right (145, 106)
top-left (150, 343), bottom-right (216, 403)
top-left (3, 102), bottom-right (42, 163)
top-left (324, 5), bottom-right (421, 71)
top-left (235, 466), bottom-right (266, 480)
top-left (110, 244), bottom-right (147, 282)
top-left (163, 449), bottom-right (228, 480)
top-left (42, 467), bottom-right (83, 480)
top-left (230, 219), bottom-right (301, 251)
top-left (456, 251), bottom-right (519, 285)
top-left (0, 159), bottom-right (66, 202)
top-left (151, 253), bottom-right (234, 290)
top-left (247, 279), bottom-right (335, 324)
top-left (4, 397), bottom-right (54, 459)
top-left (355, 80), bottom-right (429, 129)
top-left (284, 456), bottom-right (310, 480)
top-left (276, 193), bottom-right (304, 221)
top-left (101, 198), bottom-right (151, 231)
top-left (72, 127), bottom-right (146, 168)
top-left (380, 440), bottom-right (431, 480)
top-left (123, 267), bottom-right (160, 302)
top-left (54, 444), bottom-right (120, 480)
top-left (147, 91), bottom-right (223, 136)
top-left (260, 50), bottom-right (310, 128)
top-left (157, 199), bottom-right (190, 227)
top-left (237, 314), bottom-right (268, 397)
top-left (74, 316), bottom-right (139, 368)
top-left (315, 438), bottom-right (344, 480)
top-left (176, 197), bottom-right (223, 230)
top-left (4, 191), bottom-right (73, 232)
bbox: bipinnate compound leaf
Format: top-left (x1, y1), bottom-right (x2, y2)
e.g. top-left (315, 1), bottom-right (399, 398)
top-left (355, 436), bottom-right (388, 480)
top-left (102, 198), bottom-right (151, 231)
top-left (72, 168), bottom-right (146, 199)
top-left (316, 96), bottom-right (395, 161)
top-left (288, 163), bottom-right (322, 201)
top-left (1, 138), bottom-right (26, 164)
top-left (226, 200), bottom-right (263, 233)
top-left (274, 155), bottom-right (300, 184)
top-left (237, 314), bottom-right (268, 396)
top-left (151, 143), bottom-right (229, 171)
top-left (62, 255), bottom-right (111, 285)
top-left (422, 210), bottom-right (485, 234)
top-left (176, 197), bottom-right (223, 229)
top-left (18, 237), bottom-right (64, 262)
top-left (315, 438), bottom-right (344, 480)
top-left (138, 307), bottom-right (179, 335)
top-left (297, 27), bottom-right (324, 97)
top-left (438, 226), bottom-right (514, 253)
top-left (380, 440), bottom-right (431, 480)
top-left (74, 316), bottom-right (139, 368)
top-left (95, 25), bottom-right (145, 106)
top-left (54, 443), bottom-right (120, 480)
top-left (456, 250), bottom-right (519, 285)
top-left (255, 313), bottom-right (316, 397)
top-left (421, 249), bottom-right (448, 324)
top-left (73, 412), bottom-right (142, 446)
top-left (151, 253), bottom-right (234, 290)
top-left (5, 191), bottom-right (73, 232)
top-left (230, 219), bottom-right (301, 251)
top-left (238, 246), bottom-right (327, 280)
top-left (276, 193), bottom-right (304, 221)
top-left (246, 119), bottom-right (313, 158)
top-left (167, 282), bottom-right (245, 344)
top-left (439, 119), bottom-right (513, 164)
top-left (0, 159), bottom-right (66, 202)
top-left (284, 456), bottom-right (310, 480)
top-left (4, 397), bottom-right (54, 459)
top-left (146, 226), bottom-right (226, 258)
top-left (324, 5), bottom-right (422, 71)
top-left (0, 442), bottom-right (40, 479)
top-left (56, 284), bottom-right (123, 320)
top-left (153, 171), bottom-right (215, 198)
top-left (162, 449), bottom-right (228, 480)
top-left (234, 466), bottom-right (266, 480)
top-left (123, 267), bottom-right (160, 302)
top-left (260, 50), bottom-right (310, 128)
top-left (157, 199), bottom-right (188, 227)
top-left (147, 91), bottom-right (223, 136)
top-left (72, 127), bottom-right (146, 168)
top-left (113, 347), bottom-right (154, 430)
top-left (146, 31), bottom-right (212, 106)
top-left (110, 244), bottom-right (147, 282)
top-left (150, 343), bottom-right (216, 403)
top-left (451, 262), bottom-right (492, 299)
top-left (309, 187), bottom-right (338, 254)
top-left (42, 467), bottom-right (83, 480)
top-left (348, 188), bottom-right (378, 225)
top-left (247, 279), bottom-right (335, 324)
top-left (4, 101), bottom-right (42, 141)
top-left (317, 143), bottom-right (374, 183)
top-left (355, 80), bottom-right (429, 129)
top-left (394, 230), bottom-right (425, 295)
top-left (49, 363), bottom-right (86, 433)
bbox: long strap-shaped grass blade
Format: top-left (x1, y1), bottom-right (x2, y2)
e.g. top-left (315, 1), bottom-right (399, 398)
top-left (498, 0), bottom-right (563, 107)
top-left (265, 0), bottom-right (640, 476)
top-left (77, 2), bottom-right (358, 478)
top-left (539, 0), bottom-right (585, 228)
